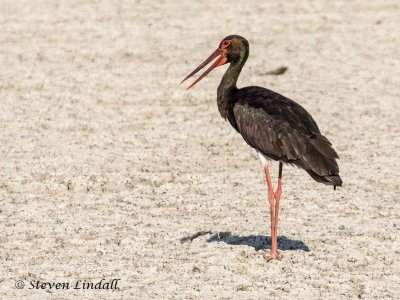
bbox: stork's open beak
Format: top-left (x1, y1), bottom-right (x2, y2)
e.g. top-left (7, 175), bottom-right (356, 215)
top-left (180, 48), bottom-right (228, 90)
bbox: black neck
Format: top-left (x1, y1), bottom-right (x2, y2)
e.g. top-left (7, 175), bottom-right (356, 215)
top-left (217, 53), bottom-right (248, 119)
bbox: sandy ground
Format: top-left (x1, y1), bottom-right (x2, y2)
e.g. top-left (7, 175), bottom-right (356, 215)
top-left (0, 0), bottom-right (399, 299)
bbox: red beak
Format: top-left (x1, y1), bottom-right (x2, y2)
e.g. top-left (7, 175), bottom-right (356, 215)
top-left (181, 48), bottom-right (228, 90)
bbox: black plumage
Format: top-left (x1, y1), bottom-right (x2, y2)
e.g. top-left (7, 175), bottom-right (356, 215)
top-left (182, 35), bottom-right (342, 261)
top-left (231, 86), bottom-right (342, 188)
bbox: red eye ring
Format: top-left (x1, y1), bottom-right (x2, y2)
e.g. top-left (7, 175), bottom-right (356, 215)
top-left (221, 40), bottom-right (231, 49)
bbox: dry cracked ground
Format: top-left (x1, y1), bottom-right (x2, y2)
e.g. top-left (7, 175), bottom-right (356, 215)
top-left (0, 0), bottom-right (399, 299)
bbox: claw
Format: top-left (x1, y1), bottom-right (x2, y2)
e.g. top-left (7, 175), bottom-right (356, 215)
top-left (263, 251), bottom-right (281, 262)
top-left (253, 250), bottom-right (282, 261)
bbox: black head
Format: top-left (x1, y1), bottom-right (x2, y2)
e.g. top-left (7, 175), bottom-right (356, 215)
top-left (181, 35), bottom-right (249, 89)
top-left (218, 35), bottom-right (249, 64)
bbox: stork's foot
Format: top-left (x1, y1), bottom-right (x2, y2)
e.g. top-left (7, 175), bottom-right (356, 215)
top-left (263, 251), bottom-right (281, 262)
top-left (253, 250), bottom-right (281, 261)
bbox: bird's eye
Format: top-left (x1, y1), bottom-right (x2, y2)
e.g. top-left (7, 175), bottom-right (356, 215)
top-left (221, 40), bottom-right (231, 48)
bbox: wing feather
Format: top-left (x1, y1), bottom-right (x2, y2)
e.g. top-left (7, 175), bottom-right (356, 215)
top-left (233, 97), bottom-right (340, 177)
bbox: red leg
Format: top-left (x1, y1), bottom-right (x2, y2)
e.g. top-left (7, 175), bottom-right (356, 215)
top-left (263, 164), bottom-right (280, 261)
top-left (274, 163), bottom-right (283, 253)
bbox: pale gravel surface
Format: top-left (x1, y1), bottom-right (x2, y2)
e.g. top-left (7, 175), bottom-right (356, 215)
top-left (0, 1), bottom-right (399, 299)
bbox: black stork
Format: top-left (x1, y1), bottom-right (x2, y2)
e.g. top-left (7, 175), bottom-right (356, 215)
top-left (181, 35), bottom-right (342, 261)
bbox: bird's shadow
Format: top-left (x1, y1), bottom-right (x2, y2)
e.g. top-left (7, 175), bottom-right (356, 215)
top-left (180, 231), bottom-right (309, 252)
top-left (207, 232), bottom-right (310, 251)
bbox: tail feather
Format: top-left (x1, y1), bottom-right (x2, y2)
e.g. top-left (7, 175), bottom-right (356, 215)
top-left (306, 170), bottom-right (343, 189)
top-left (292, 133), bottom-right (342, 189)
